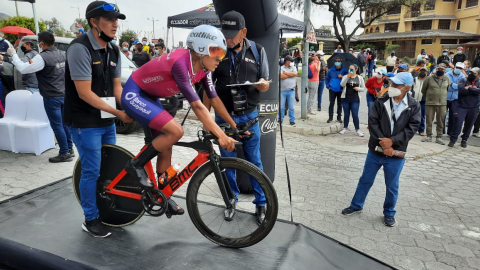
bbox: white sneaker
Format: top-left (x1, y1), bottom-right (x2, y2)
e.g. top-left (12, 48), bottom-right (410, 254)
top-left (339, 128), bottom-right (348, 134)
top-left (356, 130), bottom-right (364, 137)
top-left (473, 132), bottom-right (480, 138)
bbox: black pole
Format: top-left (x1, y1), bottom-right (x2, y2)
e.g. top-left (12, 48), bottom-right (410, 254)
top-left (213, 0), bottom-right (279, 184)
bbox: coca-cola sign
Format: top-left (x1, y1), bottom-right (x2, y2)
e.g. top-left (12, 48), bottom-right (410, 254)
top-left (258, 101), bottom-right (278, 135)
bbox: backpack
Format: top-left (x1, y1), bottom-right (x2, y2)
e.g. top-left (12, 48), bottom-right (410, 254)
top-left (307, 65), bottom-right (314, 79)
top-left (248, 40), bottom-right (262, 79)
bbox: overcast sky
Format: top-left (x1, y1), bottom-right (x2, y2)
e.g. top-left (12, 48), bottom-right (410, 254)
top-left (1, 0), bottom-right (361, 45)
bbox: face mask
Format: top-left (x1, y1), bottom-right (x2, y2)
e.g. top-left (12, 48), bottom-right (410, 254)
top-left (388, 87), bottom-right (402, 97)
top-left (349, 51), bottom-right (353, 53)
top-left (458, 51), bottom-right (462, 54)
top-left (0, 37), bottom-right (3, 41)
top-left (20, 45), bottom-right (27, 53)
top-left (437, 70), bottom-right (445, 76)
top-left (454, 69), bottom-right (461, 75)
top-left (154, 49), bottom-right (159, 54)
top-left (320, 56), bottom-right (324, 60)
top-left (163, 49), bottom-right (167, 54)
top-left (137, 47), bottom-right (143, 52)
top-left (446, 68), bottom-right (451, 72)
top-left (468, 74), bottom-right (476, 81)
top-left (38, 42), bottom-right (43, 53)
top-left (142, 41), bottom-right (147, 45)
top-left (112, 40), bottom-right (117, 45)
top-left (375, 73), bottom-right (383, 79)
top-left (122, 47), bottom-right (128, 51)
top-left (335, 62), bottom-right (341, 67)
top-left (443, 53), bottom-right (447, 56)
top-left (95, 24), bottom-right (113, 42)
top-left (349, 69), bottom-right (354, 73)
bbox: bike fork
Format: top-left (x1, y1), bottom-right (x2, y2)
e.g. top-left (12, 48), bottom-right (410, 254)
top-left (210, 155), bottom-right (235, 208)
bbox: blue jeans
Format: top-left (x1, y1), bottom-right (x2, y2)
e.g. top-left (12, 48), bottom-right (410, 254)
top-left (341, 98), bottom-right (360, 130)
top-left (43, 97), bottom-right (73, 155)
top-left (419, 101), bottom-right (426, 133)
top-left (350, 150), bottom-right (405, 217)
top-left (366, 92), bottom-right (376, 117)
top-left (318, 80), bottom-right (325, 107)
top-left (280, 89), bottom-right (295, 123)
top-left (69, 124), bottom-right (116, 221)
top-left (215, 110), bottom-right (266, 206)
top-left (27, 87), bottom-right (39, 93)
top-left (367, 62), bottom-right (374, 78)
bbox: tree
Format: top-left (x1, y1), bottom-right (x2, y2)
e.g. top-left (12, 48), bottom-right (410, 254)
top-left (0, 16), bottom-right (47, 43)
top-left (287, 37), bottom-right (302, 48)
top-left (42, 17), bottom-right (62, 30)
top-left (279, 0), bottom-right (414, 52)
top-left (120, 29), bottom-right (137, 45)
top-left (75, 18), bottom-right (90, 32)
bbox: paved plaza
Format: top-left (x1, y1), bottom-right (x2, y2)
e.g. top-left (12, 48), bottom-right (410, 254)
top-left (1, 115), bottom-right (480, 270)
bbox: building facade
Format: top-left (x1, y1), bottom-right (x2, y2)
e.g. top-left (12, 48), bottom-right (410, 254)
top-left (358, 0), bottom-right (480, 60)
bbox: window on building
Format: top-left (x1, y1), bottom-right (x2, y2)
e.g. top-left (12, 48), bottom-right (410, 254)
top-left (370, 28), bottom-right (373, 33)
top-left (386, 5), bottom-right (402, 15)
top-left (323, 42), bottom-right (336, 55)
top-left (440, 39), bottom-right (458, 44)
top-left (412, 20), bottom-right (432, 31)
top-left (438, 20), bottom-right (451, 30)
top-left (458, 0), bottom-right (463, 9)
top-left (421, 39), bottom-right (434, 44)
top-left (375, 27), bottom-right (380, 33)
top-left (424, 0), bottom-right (436, 10)
top-left (460, 39), bottom-right (476, 43)
top-left (443, 0), bottom-right (454, 2)
top-left (466, 0), bottom-right (478, 8)
top-left (456, 21), bottom-right (461, 30)
top-left (384, 23), bottom-right (399, 32)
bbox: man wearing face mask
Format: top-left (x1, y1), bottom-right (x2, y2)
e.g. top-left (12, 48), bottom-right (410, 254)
top-left (132, 42), bottom-right (151, 67)
top-left (453, 46), bottom-right (467, 66)
top-left (421, 63), bottom-right (450, 145)
top-left (437, 49), bottom-right (450, 65)
top-left (64, 1), bottom-right (134, 238)
top-left (121, 41), bottom-right (132, 60)
top-left (342, 72), bottom-right (420, 227)
top-left (5, 40), bottom-right (39, 93)
top-left (413, 67), bottom-right (428, 136)
top-left (205, 11), bottom-right (270, 225)
top-left (8, 32), bottom-right (73, 163)
top-left (396, 63), bottom-right (408, 73)
top-left (141, 37), bottom-right (150, 53)
top-left (326, 57), bottom-right (348, 123)
top-left (152, 43), bottom-right (165, 59)
top-left (0, 32), bottom-right (13, 53)
top-left (444, 62), bottom-right (466, 137)
top-left (448, 68), bottom-right (480, 148)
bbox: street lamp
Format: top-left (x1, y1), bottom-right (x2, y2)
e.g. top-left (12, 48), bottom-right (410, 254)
top-left (147, 17), bottom-right (160, 40)
top-left (71, 6), bottom-right (80, 19)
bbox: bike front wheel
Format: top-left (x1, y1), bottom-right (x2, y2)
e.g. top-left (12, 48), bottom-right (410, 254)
top-left (186, 157), bottom-right (278, 248)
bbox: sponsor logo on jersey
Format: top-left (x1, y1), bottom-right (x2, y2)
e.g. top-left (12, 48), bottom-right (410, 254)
top-left (142, 75), bottom-right (164, 84)
top-left (189, 32), bottom-right (217, 41)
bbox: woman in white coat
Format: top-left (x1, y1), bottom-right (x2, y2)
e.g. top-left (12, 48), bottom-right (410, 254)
top-left (339, 64), bottom-right (367, 136)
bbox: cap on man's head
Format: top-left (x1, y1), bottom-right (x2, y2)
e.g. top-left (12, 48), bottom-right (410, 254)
top-left (391, 50), bottom-right (395, 54)
top-left (308, 51), bottom-right (316, 57)
top-left (284, 55), bottom-right (295, 62)
top-left (419, 67), bottom-right (429, 72)
top-left (86, 1), bottom-right (126, 20)
top-left (398, 64), bottom-right (408, 70)
top-left (458, 46), bottom-right (464, 50)
top-left (443, 48), bottom-right (449, 52)
top-left (316, 50), bottom-right (325, 56)
top-left (455, 62), bottom-right (466, 69)
top-left (437, 63), bottom-right (447, 69)
top-left (388, 72), bottom-right (414, 86)
top-left (471, 67), bottom-right (480, 74)
top-left (221, 11), bottom-right (246, 39)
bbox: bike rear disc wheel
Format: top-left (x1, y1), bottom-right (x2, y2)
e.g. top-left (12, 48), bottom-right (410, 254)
top-left (186, 157), bottom-right (278, 248)
top-left (73, 144), bottom-right (145, 227)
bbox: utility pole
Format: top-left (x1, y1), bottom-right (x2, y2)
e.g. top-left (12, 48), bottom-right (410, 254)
top-left (147, 17), bottom-right (159, 40)
top-left (71, 6), bottom-right (80, 19)
top-left (301, 0), bottom-right (311, 119)
top-left (15, 1), bottom-right (19, 16)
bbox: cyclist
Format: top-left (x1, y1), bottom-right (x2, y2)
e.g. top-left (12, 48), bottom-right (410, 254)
top-left (121, 25), bottom-right (238, 216)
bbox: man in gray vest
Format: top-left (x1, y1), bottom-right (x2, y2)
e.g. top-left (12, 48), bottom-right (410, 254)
top-left (5, 40), bottom-right (39, 93)
top-left (7, 31), bottom-right (74, 163)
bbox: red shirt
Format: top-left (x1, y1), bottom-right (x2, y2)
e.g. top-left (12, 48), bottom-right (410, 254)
top-left (365, 77), bottom-right (383, 96)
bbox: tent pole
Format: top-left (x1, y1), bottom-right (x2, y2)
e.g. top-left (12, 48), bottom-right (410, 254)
top-left (172, 30), bottom-right (175, 49)
top-left (166, 27), bottom-right (170, 49)
top-left (32, 3), bottom-right (40, 34)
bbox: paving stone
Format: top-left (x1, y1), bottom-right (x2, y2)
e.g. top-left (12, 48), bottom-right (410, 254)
top-left (434, 252), bottom-right (469, 268)
top-left (377, 242), bottom-right (406, 256)
top-left (393, 256), bottom-right (426, 270)
top-left (415, 238), bottom-right (446, 252)
top-left (444, 244), bottom-right (475, 258)
top-left (349, 236), bottom-right (377, 251)
top-left (362, 229), bottom-right (388, 242)
top-left (466, 258), bottom-right (480, 270)
top-left (425, 261), bottom-right (455, 270)
top-left (404, 247), bottom-right (436, 262)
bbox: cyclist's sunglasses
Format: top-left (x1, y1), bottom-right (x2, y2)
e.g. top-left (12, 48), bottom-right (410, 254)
top-left (87, 3), bottom-right (120, 15)
top-left (208, 45), bottom-right (226, 61)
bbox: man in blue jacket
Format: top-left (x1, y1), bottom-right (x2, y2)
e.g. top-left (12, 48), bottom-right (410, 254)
top-left (445, 62), bottom-right (466, 136)
top-left (326, 57), bottom-right (348, 123)
top-left (448, 67), bottom-right (480, 148)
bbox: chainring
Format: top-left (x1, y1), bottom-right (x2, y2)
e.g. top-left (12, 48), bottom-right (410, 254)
top-left (141, 189), bottom-right (168, 216)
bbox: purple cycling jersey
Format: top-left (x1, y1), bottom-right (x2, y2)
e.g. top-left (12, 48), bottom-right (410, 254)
top-left (131, 48), bottom-right (218, 103)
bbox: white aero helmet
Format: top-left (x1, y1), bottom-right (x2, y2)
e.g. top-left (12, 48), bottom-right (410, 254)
top-left (187, 25), bottom-right (227, 60)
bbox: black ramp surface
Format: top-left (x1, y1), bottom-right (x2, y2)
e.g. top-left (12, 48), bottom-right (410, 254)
top-left (0, 179), bottom-right (394, 270)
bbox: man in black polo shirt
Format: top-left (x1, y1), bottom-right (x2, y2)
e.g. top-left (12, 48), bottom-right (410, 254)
top-left (205, 11), bottom-right (270, 225)
top-left (64, 1), bottom-right (133, 238)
